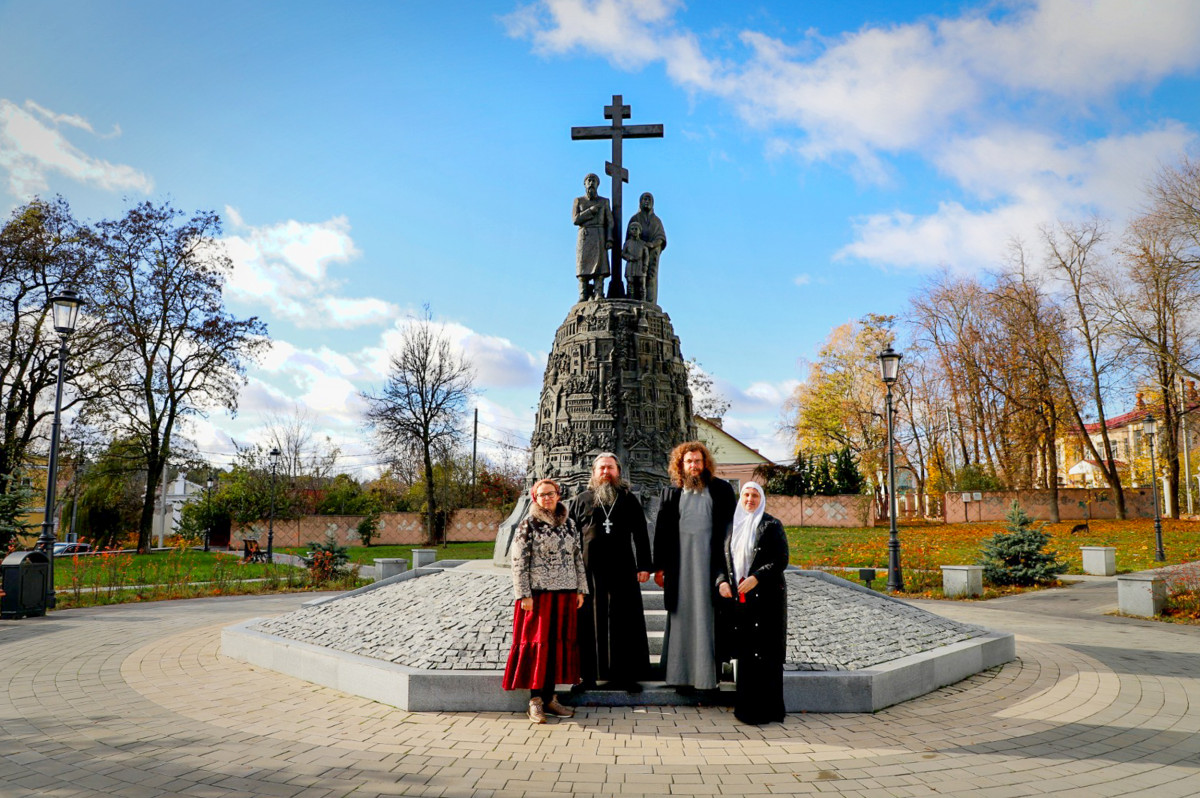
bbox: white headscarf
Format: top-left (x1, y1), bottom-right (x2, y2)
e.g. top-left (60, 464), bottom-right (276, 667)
top-left (731, 481), bottom-right (766, 584)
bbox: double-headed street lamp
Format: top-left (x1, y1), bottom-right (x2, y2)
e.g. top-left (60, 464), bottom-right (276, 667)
top-left (1143, 415), bottom-right (1166, 562)
top-left (878, 346), bottom-right (904, 592)
top-left (267, 447), bottom-right (281, 563)
top-left (35, 288), bottom-right (85, 609)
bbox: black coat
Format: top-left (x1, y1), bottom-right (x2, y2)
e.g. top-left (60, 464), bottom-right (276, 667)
top-left (569, 488), bottom-right (652, 683)
top-left (653, 477), bottom-right (737, 613)
top-left (716, 511), bottom-right (789, 724)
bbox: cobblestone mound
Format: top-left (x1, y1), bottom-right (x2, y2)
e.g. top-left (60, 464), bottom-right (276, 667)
top-left (253, 568), bottom-right (989, 673)
top-left (786, 572), bottom-right (985, 671)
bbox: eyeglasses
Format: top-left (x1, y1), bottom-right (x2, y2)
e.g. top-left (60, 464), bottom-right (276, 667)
top-left (535, 491), bottom-right (559, 499)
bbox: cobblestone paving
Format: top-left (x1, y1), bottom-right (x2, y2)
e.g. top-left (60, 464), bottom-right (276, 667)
top-left (252, 569), bottom-right (987, 672)
top-left (4, 582), bottom-right (1200, 797)
top-left (784, 573), bottom-right (985, 670)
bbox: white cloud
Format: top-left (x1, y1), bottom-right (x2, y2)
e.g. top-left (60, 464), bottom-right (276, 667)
top-left (373, 316), bottom-right (545, 391)
top-left (507, 1), bottom-right (1200, 270)
top-left (840, 124), bottom-right (1197, 271)
top-left (945, 0), bottom-right (1200, 97)
top-left (793, 273), bottom-right (811, 287)
top-left (0, 98), bottom-right (152, 198)
top-left (221, 209), bottom-right (400, 329)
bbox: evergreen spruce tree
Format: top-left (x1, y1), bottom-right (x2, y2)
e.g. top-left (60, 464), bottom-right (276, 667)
top-left (810, 455), bottom-right (836, 495)
top-left (832, 447), bottom-right (866, 494)
top-left (978, 501), bottom-right (1066, 586)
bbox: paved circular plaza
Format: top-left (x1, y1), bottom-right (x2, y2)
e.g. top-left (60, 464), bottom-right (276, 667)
top-left (2, 580), bottom-right (1199, 797)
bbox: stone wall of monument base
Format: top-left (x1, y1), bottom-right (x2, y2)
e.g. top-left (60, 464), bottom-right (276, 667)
top-left (233, 508), bottom-right (504, 548)
top-left (767, 494), bottom-right (879, 528)
top-left (944, 488), bottom-right (1157, 523)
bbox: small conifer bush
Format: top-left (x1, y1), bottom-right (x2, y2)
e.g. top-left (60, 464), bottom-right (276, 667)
top-left (303, 538), bottom-right (351, 584)
top-left (978, 501), bottom-right (1066, 586)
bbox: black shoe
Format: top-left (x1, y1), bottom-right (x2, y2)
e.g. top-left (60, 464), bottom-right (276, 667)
top-left (673, 685), bottom-right (695, 696)
top-left (571, 681), bottom-right (596, 695)
top-left (601, 680), bottom-right (643, 693)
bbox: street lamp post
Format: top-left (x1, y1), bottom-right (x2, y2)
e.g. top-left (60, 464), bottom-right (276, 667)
top-left (204, 472), bottom-right (215, 552)
top-left (1143, 415), bottom-right (1166, 562)
top-left (878, 346), bottom-right (904, 593)
top-left (267, 447), bottom-right (280, 563)
top-left (34, 288), bottom-right (85, 609)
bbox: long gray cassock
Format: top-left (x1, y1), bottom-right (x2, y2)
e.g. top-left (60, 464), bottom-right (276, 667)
top-left (660, 488), bottom-right (717, 690)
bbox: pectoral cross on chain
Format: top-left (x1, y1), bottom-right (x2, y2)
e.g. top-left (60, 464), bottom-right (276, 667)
top-left (571, 94), bottom-right (663, 299)
top-left (603, 517), bottom-right (613, 535)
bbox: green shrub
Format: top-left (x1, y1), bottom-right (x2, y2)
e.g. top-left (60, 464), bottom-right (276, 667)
top-left (978, 501), bottom-right (1066, 586)
top-left (356, 512), bottom-right (380, 547)
top-left (303, 538), bottom-right (351, 584)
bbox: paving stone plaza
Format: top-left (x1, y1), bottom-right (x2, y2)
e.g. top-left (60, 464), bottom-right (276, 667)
top-left (3, 577), bottom-right (1199, 797)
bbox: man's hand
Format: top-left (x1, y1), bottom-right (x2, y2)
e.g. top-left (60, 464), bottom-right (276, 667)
top-left (654, 571), bottom-right (665, 588)
top-left (637, 571), bottom-right (649, 583)
top-left (718, 582), bottom-right (733, 599)
top-left (577, 593), bottom-right (586, 609)
top-left (520, 597), bottom-right (533, 612)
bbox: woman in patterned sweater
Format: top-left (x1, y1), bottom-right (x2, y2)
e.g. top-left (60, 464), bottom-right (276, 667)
top-left (503, 478), bottom-right (589, 723)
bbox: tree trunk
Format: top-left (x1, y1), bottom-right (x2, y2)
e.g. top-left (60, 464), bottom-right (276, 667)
top-left (137, 452), bottom-right (162, 554)
top-left (1045, 408), bottom-right (1061, 523)
top-left (422, 444), bottom-right (437, 546)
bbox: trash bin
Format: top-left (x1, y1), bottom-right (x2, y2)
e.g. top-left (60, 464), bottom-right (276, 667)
top-left (1, 550), bottom-right (51, 619)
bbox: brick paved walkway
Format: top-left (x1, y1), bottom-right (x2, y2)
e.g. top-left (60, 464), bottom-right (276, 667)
top-left (2, 581), bottom-right (1199, 797)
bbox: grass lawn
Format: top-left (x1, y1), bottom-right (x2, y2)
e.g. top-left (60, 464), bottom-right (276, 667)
top-left (278, 540), bottom-right (496, 566)
top-left (53, 547), bottom-right (301, 588)
top-left (787, 518), bottom-right (1200, 576)
top-left (49, 547), bottom-right (361, 610)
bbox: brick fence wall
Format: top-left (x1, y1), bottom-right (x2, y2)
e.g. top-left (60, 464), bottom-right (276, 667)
top-left (767, 494), bottom-right (879, 528)
top-left (944, 488), bottom-right (1157, 523)
top-left (234, 508), bottom-right (505, 548)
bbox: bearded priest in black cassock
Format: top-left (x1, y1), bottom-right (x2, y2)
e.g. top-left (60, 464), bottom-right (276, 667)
top-left (568, 453), bottom-right (653, 692)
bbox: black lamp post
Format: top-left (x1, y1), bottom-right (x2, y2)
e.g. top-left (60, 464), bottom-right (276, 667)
top-left (35, 288), bottom-right (85, 609)
top-left (1143, 415), bottom-right (1166, 562)
top-left (203, 472), bottom-right (215, 552)
top-left (879, 346), bottom-right (904, 592)
top-left (267, 447), bottom-right (280, 563)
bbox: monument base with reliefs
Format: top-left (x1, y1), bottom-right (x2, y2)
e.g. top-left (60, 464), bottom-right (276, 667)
top-left (494, 296), bottom-right (695, 564)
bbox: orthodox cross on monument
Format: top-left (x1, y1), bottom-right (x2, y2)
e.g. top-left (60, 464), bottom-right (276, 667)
top-left (571, 94), bottom-right (663, 299)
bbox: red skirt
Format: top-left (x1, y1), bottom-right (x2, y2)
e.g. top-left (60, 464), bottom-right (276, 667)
top-left (502, 591), bottom-right (581, 690)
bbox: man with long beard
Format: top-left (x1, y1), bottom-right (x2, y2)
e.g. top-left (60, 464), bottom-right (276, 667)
top-left (569, 453), bottom-right (652, 692)
top-left (653, 441), bottom-right (737, 692)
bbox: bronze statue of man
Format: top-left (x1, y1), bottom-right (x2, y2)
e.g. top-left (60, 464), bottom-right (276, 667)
top-left (628, 192), bottom-right (666, 304)
top-left (573, 173), bottom-right (613, 301)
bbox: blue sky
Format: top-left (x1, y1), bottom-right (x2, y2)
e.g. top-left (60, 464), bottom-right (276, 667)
top-left (2, 0), bottom-right (1199, 475)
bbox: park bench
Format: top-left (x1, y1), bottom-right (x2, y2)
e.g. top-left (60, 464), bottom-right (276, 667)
top-left (243, 540), bottom-right (266, 563)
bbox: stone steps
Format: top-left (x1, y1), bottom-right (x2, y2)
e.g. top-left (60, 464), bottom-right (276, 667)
top-left (642, 581), bottom-right (664, 669)
top-left (565, 682), bottom-right (734, 707)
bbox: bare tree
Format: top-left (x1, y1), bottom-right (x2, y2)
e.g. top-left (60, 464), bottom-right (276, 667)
top-left (1108, 210), bottom-right (1200, 515)
top-left (362, 306), bottom-right (475, 544)
top-left (685, 357), bottom-right (731, 424)
top-left (263, 404), bottom-right (341, 489)
top-left (986, 257), bottom-right (1074, 520)
top-left (88, 202), bottom-right (270, 553)
top-left (0, 198), bottom-right (116, 548)
top-left (1041, 219), bottom-right (1130, 518)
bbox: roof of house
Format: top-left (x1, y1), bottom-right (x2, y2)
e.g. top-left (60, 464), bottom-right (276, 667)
top-left (694, 416), bottom-right (771, 465)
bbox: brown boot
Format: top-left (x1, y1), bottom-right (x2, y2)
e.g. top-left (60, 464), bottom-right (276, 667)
top-left (527, 697), bottom-right (547, 724)
top-left (544, 694), bottom-right (575, 718)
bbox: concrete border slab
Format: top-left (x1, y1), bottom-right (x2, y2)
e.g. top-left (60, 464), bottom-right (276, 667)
top-left (223, 619), bottom-right (1014, 713)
